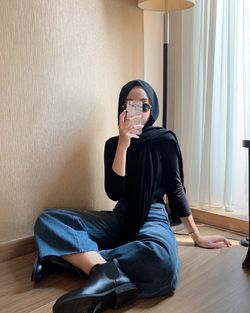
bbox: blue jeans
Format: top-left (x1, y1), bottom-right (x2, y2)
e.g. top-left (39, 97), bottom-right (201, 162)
top-left (34, 202), bottom-right (180, 298)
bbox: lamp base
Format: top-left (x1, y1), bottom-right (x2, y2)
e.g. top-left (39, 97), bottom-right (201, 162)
top-left (242, 247), bottom-right (250, 268)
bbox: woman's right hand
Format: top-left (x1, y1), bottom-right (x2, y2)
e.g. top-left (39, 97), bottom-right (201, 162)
top-left (118, 110), bottom-right (143, 149)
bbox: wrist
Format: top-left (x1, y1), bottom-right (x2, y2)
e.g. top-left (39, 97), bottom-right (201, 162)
top-left (188, 230), bottom-right (201, 243)
top-left (117, 139), bottom-right (129, 151)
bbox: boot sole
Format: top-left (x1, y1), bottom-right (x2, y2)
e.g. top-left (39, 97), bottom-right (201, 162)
top-left (53, 282), bottom-right (138, 313)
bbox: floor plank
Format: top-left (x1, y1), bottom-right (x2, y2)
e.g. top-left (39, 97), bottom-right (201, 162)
top-left (0, 225), bottom-right (249, 313)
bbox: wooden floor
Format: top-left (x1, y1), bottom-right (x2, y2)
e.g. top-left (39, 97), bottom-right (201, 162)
top-left (0, 225), bottom-right (250, 313)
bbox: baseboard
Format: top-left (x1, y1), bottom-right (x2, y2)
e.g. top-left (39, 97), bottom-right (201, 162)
top-left (192, 208), bottom-right (249, 236)
top-left (0, 235), bottom-right (36, 263)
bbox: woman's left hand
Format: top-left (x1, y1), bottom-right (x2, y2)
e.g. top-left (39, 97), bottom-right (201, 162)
top-left (192, 234), bottom-right (232, 249)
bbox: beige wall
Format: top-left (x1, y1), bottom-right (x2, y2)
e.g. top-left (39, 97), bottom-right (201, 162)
top-left (0, 0), bottom-right (144, 242)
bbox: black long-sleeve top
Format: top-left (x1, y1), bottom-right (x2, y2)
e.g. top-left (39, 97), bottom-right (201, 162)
top-left (104, 135), bottom-right (191, 223)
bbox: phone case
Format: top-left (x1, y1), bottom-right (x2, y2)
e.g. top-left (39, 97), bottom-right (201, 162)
top-left (126, 100), bottom-right (142, 135)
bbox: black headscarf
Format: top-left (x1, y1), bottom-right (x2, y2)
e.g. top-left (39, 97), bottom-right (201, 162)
top-left (118, 79), bottom-right (159, 127)
top-left (117, 80), bottom-right (185, 242)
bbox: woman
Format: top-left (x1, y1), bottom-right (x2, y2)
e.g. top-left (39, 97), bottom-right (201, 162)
top-left (33, 80), bottom-right (231, 313)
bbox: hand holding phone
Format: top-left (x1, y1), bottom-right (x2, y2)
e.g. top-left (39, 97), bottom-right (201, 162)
top-left (125, 100), bottom-right (143, 135)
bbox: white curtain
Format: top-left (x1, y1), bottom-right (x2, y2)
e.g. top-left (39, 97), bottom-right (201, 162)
top-left (171, 0), bottom-right (250, 212)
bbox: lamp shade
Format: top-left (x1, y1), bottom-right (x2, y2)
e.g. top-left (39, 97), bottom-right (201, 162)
top-left (138, 0), bottom-right (195, 11)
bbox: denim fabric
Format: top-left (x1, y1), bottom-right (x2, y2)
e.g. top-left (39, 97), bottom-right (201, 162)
top-left (34, 203), bottom-right (180, 298)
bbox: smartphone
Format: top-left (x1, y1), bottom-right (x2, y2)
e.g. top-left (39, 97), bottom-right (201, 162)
top-left (126, 100), bottom-right (143, 135)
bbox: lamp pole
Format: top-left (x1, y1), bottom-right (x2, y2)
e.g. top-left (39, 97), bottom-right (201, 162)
top-left (163, 12), bottom-right (169, 128)
top-left (242, 140), bottom-right (250, 268)
top-left (138, 0), bottom-right (195, 129)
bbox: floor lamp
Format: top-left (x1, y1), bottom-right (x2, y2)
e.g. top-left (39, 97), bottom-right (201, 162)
top-left (138, 0), bottom-right (195, 128)
top-left (242, 140), bottom-right (250, 268)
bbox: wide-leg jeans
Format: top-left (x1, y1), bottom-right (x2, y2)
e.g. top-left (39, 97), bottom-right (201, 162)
top-left (34, 202), bottom-right (180, 298)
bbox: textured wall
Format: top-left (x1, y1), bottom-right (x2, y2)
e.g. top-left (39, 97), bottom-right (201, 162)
top-left (0, 0), bottom-right (143, 241)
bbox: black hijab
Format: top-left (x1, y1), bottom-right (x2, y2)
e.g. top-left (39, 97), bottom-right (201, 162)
top-left (117, 80), bottom-right (184, 242)
top-left (118, 79), bottom-right (159, 127)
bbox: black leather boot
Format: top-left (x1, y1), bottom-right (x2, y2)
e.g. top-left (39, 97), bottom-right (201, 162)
top-left (31, 255), bottom-right (54, 282)
top-left (31, 255), bottom-right (85, 282)
top-left (53, 259), bottom-right (138, 313)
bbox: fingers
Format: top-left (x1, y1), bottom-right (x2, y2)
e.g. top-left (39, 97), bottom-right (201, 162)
top-left (119, 111), bottom-right (143, 129)
top-left (119, 111), bottom-right (142, 125)
top-left (213, 236), bottom-right (232, 246)
top-left (126, 117), bottom-right (143, 134)
top-left (211, 236), bottom-right (232, 248)
top-left (119, 111), bottom-right (143, 138)
top-left (118, 111), bottom-right (143, 148)
top-left (223, 238), bottom-right (232, 247)
top-left (129, 133), bottom-right (140, 139)
top-left (196, 235), bottom-right (232, 249)
top-left (119, 110), bottom-right (127, 126)
top-left (211, 241), bottom-right (229, 249)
